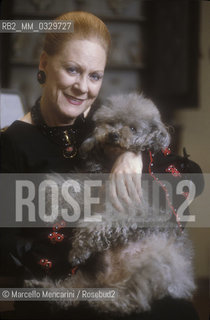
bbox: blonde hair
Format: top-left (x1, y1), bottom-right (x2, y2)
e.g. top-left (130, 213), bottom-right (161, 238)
top-left (43, 11), bottom-right (111, 57)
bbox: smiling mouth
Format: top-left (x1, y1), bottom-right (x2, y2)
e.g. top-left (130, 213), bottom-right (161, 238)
top-left (64, 94), bottom-right (85, 106)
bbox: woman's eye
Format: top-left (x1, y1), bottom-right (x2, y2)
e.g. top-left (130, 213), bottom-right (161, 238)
top-left (67, 67), bottom-right (78, 74)
top-left (89, 73), bottom-right (103, 81)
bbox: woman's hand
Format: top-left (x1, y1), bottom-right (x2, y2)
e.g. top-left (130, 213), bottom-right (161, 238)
top-left (109, 151), bottom-right (143, 211)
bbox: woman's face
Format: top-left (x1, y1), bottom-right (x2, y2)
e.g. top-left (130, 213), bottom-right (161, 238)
top-left (40, 39), bottom-right (107, 126)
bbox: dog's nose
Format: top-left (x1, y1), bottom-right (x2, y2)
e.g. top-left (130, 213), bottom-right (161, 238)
top-left (108, 132), bottom-right (119, 142)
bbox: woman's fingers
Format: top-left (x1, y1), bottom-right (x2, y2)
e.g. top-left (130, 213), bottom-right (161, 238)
top-left (131, 172), bottom-right (142, 200)
top-left (109, 173), bottom-right (128, 212)
top-left (109, 173), bottom-right (141, 211)
top-left (108, 152), bottom-right (143, 212)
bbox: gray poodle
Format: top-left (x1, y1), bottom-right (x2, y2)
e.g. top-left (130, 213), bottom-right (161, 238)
top-left (79, 92), bottom-right (170, 172)
top-left (25, 93), bottom-right (195, 315)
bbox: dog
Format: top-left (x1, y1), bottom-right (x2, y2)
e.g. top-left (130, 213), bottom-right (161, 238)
top-left (25, 93), bottom-right (195, 315)
top-left (79, 92), bottom-right (170, 172)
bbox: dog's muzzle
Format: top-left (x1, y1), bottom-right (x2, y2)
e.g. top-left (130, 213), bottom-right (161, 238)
top-left (108, 132), bottom-right (119, 143)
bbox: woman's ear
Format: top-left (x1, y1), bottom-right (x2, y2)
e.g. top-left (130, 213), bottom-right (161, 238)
top-left (39, 51), bottom-right (48, 71)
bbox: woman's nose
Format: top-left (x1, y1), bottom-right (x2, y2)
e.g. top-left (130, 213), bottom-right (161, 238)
top-left (73, 76), bottom-right (88, 93)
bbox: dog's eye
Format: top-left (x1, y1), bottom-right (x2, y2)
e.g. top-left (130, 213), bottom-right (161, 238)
top-left (130, 126), bottom-right (136, 133)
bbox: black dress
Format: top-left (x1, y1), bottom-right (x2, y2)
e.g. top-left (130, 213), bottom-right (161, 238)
top-left (0, 118), bottom-right (87, 174)
top-left (0, 108), bottom-right (202, 319)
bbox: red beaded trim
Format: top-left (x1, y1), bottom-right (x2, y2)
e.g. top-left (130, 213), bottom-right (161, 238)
top-left (48, 231), bottom-right (64, 244)
top-left (71, 266), bottom-right (78, 275)
top-left (53, 220), bottom-right (66, 232)
top-left (38, 258), bottom-right (52, 269)
top-left (37, 220), bottom-right (67, 271)
top-left (149, 151), bottom-right (182, 231)
top-left (162, 147), bottom-right (171, 156)
top-left (165, 164), bottom-right (181, 177)
top-left (182, 192), bottom-right (189, 199)
top-left (47, 220), bottom-right (67, 244)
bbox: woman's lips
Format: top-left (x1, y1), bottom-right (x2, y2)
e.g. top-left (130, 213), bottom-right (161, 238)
top-left (64, 94), bottom-right (85, 106)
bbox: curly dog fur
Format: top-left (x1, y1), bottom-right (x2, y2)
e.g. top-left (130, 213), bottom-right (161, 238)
top-left (25, 93), bottom-right (195, 315)
top-left (79, 92), bottom-right (170, 172)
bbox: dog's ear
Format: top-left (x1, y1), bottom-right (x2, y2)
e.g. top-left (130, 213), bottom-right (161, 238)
top-left (79, 136), bottom-right (97, 159)
top-left (135, 121), bottom-right (170, 151)
top-left (156, 125), bottom-right (171, 150)
top-left (143, 122), bottom-right (171, 151)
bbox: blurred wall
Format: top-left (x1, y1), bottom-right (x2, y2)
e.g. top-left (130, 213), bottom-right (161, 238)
top-left (175, 1), bottom-right (210, 279)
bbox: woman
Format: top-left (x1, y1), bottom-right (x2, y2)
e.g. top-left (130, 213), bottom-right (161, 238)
top-left (1, 11), bottom-right (141, 202)
top-left (0, 11), bottom-right (201, 320)
top-left (0, 10), bottom-right (143, 319)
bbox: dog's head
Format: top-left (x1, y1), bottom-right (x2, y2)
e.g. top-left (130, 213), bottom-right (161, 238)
top-left (81, 93), bottom-right (170, 156)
